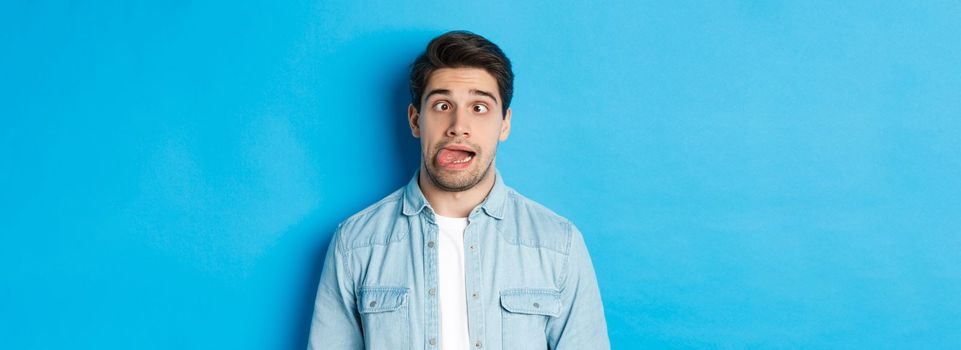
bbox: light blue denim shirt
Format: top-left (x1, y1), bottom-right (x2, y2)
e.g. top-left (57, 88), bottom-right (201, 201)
top-left (308, 169), bottom-right (609, 350)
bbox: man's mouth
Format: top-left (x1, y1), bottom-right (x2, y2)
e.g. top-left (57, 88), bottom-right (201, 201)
top-left (436, 147), bottom-right (476, 169)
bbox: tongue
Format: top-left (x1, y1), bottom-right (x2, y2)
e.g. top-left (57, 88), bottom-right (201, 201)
top-left (438, 149), bottom-right (472, 165)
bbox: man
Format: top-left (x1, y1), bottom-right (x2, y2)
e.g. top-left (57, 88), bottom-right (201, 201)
top-left (308, 30), bottom-right (609, 350)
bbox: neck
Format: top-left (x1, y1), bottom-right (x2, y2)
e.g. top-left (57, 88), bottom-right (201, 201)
top-left (418, 165), bottom-right (496, 218)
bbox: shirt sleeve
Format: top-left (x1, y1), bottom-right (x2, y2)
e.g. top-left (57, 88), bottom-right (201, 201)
top-left (307, 225), bottom-right (364, 350)
top-left (547, 223), bottom-right (611, 349)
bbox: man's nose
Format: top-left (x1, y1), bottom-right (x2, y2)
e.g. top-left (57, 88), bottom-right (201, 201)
top-left (446, 109), bottom-right (470, 137)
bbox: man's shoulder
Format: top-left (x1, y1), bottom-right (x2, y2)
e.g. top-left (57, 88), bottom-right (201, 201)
top-left (501, 187), bottom-right (578, 255)
top-left (334, 187), bottom-right (408, 251)
top-left (504, 187), bottom-right (571, 225)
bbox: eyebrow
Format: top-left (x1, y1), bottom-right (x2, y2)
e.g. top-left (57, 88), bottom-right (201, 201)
top-left (423, 89), bottom-right (499, 104)
top-left (422, 89), bottom-right (451, 103)
top-left (470, 89), bottom-right (498, 104)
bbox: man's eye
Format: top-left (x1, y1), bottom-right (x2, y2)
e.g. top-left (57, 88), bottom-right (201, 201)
top-left (473, 104), bottom-right (489, 113)
top-left (432, 102), bottom-right (451, 112)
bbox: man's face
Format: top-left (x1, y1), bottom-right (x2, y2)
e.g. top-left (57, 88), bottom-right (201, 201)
top-left (408, 67), bottom-right (512, 192)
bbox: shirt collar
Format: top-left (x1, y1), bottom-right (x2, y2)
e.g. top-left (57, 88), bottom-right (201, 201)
top-left (402, 168), bottom-right (507, 220)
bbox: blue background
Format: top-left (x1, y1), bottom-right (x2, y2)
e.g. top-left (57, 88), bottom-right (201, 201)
top-left (2, 1), bottom-right (960, 349)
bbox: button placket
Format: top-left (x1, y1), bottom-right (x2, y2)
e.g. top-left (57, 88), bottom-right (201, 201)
top-left (423, 221), bottom-right (440, 349)
top-left (463, 218), bottom-right (485, 350)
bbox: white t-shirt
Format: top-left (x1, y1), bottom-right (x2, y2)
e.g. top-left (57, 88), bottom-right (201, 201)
top-left (435, 214), bottom-right (470, 350)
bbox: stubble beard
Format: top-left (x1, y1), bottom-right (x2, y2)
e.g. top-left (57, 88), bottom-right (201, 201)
top-left (423, 145), bottom-right (495, 193)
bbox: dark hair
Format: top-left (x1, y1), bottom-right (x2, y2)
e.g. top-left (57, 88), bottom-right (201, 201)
top-left (409, 30), bottom-right (514, 117)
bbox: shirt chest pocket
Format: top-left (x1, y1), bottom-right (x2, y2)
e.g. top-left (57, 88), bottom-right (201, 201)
top-left (499, 288), bottom-right (561, 350)
top-left (359, 287), bottom-right (410, 350)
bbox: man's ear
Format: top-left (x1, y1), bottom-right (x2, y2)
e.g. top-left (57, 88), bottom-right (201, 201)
top-left (408, 103), bottom-right (420, 138)
top-left (498, 107), bottom-right (512, 141)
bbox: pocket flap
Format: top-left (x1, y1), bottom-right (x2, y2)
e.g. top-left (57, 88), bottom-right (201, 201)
top-left (499, 288), bottom-right (562, 317)
top-left (359, 287), bottom-right (408, 314)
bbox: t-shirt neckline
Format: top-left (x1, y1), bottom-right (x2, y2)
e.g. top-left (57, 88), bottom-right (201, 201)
top-left (435, 213), bottom-right (468, 227)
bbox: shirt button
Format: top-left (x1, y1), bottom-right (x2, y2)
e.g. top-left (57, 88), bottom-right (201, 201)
top-left (475, 340), bottom-right (483, 348)
top-left (472, 292), bottom-right (479, 299)
top-left (369, 301), bottom-right (377, 307)
top-left (428, 288), bottom-right (436, 296)
top-left (469, 244), bottom-right (476, 250)
top-left (533, 302), bottom-right (540, 308)
top-left (427, 241), bottom-right (435, 248)
top-left (429, 337), bottom-right (437, 346)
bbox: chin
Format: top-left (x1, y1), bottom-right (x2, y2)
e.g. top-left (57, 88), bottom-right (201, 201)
top-left (427, 163), bottom-right (488, 192)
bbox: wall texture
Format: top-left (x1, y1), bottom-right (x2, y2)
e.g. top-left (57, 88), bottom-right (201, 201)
top-left (2, 1), bottom-right (960, 348)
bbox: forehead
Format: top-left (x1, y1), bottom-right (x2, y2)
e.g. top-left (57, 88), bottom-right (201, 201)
top-left (424, 67), bottom-right (499, 99)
